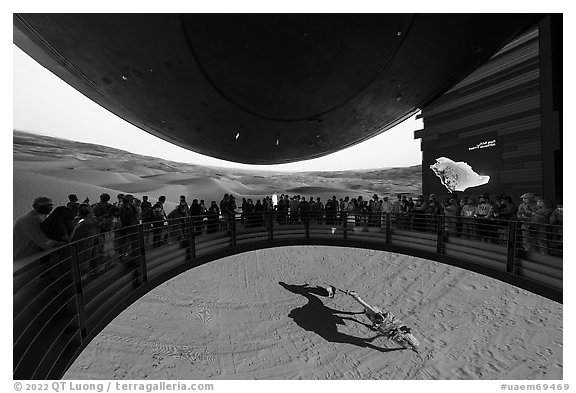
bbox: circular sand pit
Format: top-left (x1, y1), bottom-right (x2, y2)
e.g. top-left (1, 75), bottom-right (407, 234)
top-left (64, 246), bottom-right (562, 380)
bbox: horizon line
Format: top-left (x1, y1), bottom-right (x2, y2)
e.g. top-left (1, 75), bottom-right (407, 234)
top-left (13, 129), bottom-right (422, 173)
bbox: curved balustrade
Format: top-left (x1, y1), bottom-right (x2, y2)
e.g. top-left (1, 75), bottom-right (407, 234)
top-left (13, 211), bottom-right (562, 379)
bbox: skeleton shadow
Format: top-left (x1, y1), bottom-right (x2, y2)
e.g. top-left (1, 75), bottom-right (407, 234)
top-left (278, 282), bottom-right (404, 353)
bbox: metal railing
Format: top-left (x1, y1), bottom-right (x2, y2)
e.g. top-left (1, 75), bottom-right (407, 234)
top-left (13, 211), bottom-right (562, 379)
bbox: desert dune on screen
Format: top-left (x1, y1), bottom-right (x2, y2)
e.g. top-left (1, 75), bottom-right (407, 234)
top-left (13, 130), bottom-right (421, 220)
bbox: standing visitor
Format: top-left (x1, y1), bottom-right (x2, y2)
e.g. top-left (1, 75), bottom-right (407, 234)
top-left (517, 193), bottom-right (538, 252)
top-left (206, 201), bottom-right (220, 234)
top-left (71, 203), bottom-right (101, 276)
top-left (474, 193), bottom-right (495, 242)
top-left (14, 197), bottom-right (60, 260)
top-left (66, 194), bottom-right (80, 218)
top-left (531, 198), bottom-right (555, 254)
top-left (152, 196), bottom-right (167, 248)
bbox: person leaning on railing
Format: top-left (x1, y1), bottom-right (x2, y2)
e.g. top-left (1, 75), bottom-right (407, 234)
top-left (13, 197), bottom-right (65, 261)
top-left (549, 201), bottom-right (563, 255)
top-left (460, 197), bottom-right (477, 239)
top-left (424, 194), bottom-right (441, 233)
top-left (530, 198), bottom-right (555, 255)
top-left (70, 203), bottom-right (102, 276)
top-left (412, 196), bottom-right (426, 232)
top-left (474, 193), bottom-right (495, 242)
top-left (517, 193), bottom-right (538, 252)
top-left (190, 199), bottom-right (205, 235)
top-left (441, 196), bottom-right (459, 236)
top-left (41, 205), bottom-right (77, 244)
top-left (492, 195), bottom-right (517, 243)
top-left (167, 199), bottom-right (191, 241)
top-left (206, 201), bottom-right (220, 234)
top-left (99, 206), bottom-right (122, 268)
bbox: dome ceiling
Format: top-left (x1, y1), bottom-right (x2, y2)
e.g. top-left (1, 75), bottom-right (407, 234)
top-left (14, 14), bottom-right (542, 164)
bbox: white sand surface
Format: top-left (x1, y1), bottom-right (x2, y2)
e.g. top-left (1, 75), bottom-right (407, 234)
top-left (64, 246), bottom-right (562, 380)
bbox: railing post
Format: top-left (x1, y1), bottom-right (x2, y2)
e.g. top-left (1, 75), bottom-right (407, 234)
top-left (268, 211), bottom-right (274, 241)
top-left (138, 224), bottom-right (148, 283)
top-left (343, 211), bottom-right (348, 240)
top-left (188, 217), bottom-right (196, 258)
top-left (385, 213), bottom-right (391, 244)
top-left (507, 220), bottom-right (518, 274)
top-left (69, 242), bottom-right (87, 340)
top-left (230, 214), bottom-right (237, 247)
top-left (436, 214), bottom-right (445, 254)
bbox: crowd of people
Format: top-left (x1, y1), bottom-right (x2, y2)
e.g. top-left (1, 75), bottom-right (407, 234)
top-left (14, 190), bottom-right (563, 269)
top-left (268, 192), bottom-right (562, 255)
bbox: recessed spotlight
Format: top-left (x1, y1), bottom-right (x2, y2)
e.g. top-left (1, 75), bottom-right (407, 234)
top-left (235, 132), bottom-right (240, 140)
top-left (397, 31), bottom-right (402, 36)
top-left (121, 75), bottom-right (128, 81)
top-left (276, 139), bottom-right (279, 146)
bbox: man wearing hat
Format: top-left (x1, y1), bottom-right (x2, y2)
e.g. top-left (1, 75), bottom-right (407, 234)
top-left (14, 197), bottom-right (61, 260)
top-left (517, 192), bottom-right (538, 251)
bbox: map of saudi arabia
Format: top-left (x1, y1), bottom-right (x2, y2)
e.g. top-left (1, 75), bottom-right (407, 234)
top-left (430, 157), bottom-right (490, 192)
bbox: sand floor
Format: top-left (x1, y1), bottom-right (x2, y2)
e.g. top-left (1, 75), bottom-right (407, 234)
top-left (64, 246), bottom-right (562, 380)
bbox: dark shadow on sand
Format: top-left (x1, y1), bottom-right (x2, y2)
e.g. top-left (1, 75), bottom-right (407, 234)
top-left (279, 282), bottom-right (404, 353)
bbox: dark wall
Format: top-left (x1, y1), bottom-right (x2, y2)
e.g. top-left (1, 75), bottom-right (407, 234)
top-left (416, 18), bottom-right (562, 204)
top-left (539, 14), bottom-right (563, 204)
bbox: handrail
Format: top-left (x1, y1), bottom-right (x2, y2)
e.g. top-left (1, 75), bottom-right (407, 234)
top-left (13, 211), bottom-right (562, 379)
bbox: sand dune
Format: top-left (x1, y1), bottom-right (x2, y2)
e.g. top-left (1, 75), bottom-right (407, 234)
top-left (37, 168), bottom-right (145, 186)
top-left (286, 186), bottom-right (360, 198)
top-left (13, 163), bottom-right (269, 219)
top-left (216, 177), bottom-right (270, 195)
top-left (140, 175), bottom-right (268, 197)
top-left (14, 161), bottom-right (393, 220)
top-left (140, 173), bottom-right (205, 183)
top-left (63, 246), bottom-right (562, 380)
top-left (13, 130), bottom-right (423, 222)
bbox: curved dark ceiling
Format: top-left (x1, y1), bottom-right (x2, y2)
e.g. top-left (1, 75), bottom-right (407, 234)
top-left (13, 14), bottom-right (542, 165)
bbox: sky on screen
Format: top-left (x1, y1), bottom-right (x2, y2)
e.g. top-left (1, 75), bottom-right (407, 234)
top-left (13, 45), bottom-right (423, 172)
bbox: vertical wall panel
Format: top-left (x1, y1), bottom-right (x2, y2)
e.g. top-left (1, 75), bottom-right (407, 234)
top-left (416, 24), bottom-right (552, 201)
